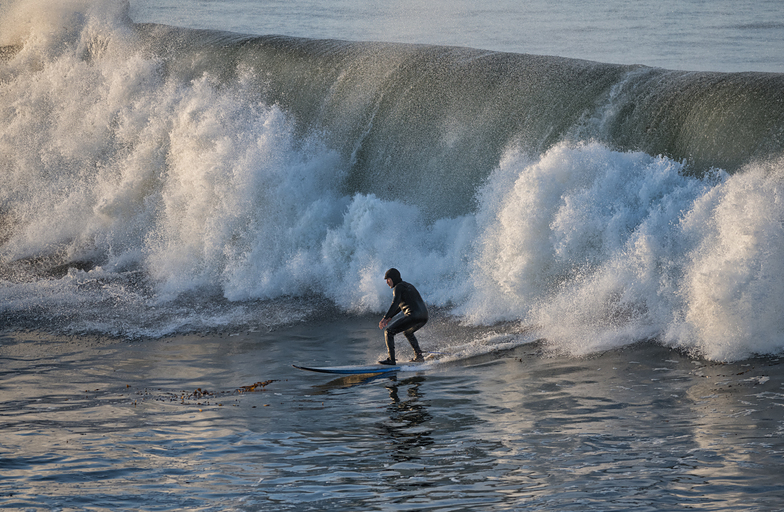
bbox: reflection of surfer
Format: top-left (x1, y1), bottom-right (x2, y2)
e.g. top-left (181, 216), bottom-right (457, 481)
top-left (383, 376), bottom-right (433, 463)
top-left (378, 268), bottom-right (428, 365)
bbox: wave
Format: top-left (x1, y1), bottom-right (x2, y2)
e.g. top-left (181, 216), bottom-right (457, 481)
top-left (1, 0), bottom-right (783, 361)
top-left (129, 23), bottom-right (784, 218)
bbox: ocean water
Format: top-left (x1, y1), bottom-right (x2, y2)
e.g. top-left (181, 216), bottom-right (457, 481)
top-left (127, 0), bottom-right (784, 73)
top-left (1, 0), bottom-right (784, 510)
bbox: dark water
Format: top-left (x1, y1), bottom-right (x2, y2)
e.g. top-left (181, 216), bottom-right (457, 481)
top-left (3, 316), bottom-right (783, 511)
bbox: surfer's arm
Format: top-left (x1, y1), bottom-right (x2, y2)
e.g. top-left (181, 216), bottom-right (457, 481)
top-left (381, 287), bottom-right (402, 327)
top-left (379, 308), bottom-right (397, 329)
top-left (384, 301), bottom-right (401, 320)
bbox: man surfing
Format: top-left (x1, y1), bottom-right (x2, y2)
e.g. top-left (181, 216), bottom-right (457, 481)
top-left (378, 268), bottom-right (428, 365)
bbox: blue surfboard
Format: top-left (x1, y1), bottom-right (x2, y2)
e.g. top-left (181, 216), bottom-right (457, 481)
top-left (293, 364), bottom-right (403, 374)
top-left (294, 352), bottom-right (439, 375)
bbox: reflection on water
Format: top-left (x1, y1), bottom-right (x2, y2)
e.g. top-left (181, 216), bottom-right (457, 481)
top-left (2, 328), bottom-right (783, 511)
top-left (468, 345), bottom-right (784, 510)
top-left (381, 376), bottom-right (434, 463)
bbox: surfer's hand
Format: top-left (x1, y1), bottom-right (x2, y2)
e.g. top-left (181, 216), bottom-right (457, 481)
top-left (379, 318), bottom-right (389, 329)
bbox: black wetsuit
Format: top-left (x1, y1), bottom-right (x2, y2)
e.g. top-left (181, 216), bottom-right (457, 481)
top-left (382, 281), bottom-right (428, 362)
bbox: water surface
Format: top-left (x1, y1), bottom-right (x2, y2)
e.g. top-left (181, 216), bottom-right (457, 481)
top-left (3, 317), bottom-right (783, 510)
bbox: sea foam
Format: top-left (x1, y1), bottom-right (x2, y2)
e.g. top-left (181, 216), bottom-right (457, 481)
top-left (1, 1), bottom-right (783, 360)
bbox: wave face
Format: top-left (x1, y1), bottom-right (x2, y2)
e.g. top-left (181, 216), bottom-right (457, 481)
top-left (1, 1), bottom-right (784, 360)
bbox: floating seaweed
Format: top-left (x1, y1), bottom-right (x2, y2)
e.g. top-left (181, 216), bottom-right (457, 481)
top-left (238, 380), bottom-right (278, 393)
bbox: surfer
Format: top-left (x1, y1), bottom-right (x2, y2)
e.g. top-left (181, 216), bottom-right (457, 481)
top-left (378, 268), bottom-right (428, 365)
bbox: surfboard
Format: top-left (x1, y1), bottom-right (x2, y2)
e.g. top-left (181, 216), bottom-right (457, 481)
top-left (293, 352), bottom-right (440, 375)
top-left (293, 363), bottom-right (403, 374)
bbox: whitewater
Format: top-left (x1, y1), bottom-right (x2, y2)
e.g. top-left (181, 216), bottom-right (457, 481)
top-left (2, 1), bottom-right (783, 361)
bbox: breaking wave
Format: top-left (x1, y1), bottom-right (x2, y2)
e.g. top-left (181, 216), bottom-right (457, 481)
top-left (1, 0), bottom-right (783, 360)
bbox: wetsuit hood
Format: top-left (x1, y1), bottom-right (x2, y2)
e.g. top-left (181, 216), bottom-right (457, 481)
top-left (384, 268), bottom-right (402, 286)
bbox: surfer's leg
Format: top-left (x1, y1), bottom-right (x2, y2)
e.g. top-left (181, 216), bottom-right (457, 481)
top-left (403, 319), bottom-right (427, 360)
top-left (404, 332), bottom-right (422, 360)
top-left (383, 329), bottom-right (396, 364)
top-left (385, 316), bottom-right (427, 363)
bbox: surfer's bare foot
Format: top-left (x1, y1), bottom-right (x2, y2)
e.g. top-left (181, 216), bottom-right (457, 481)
top-left (378, 358), bottom-right (396, 365)
top-left (410, 353), bottom-right (424, 362)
